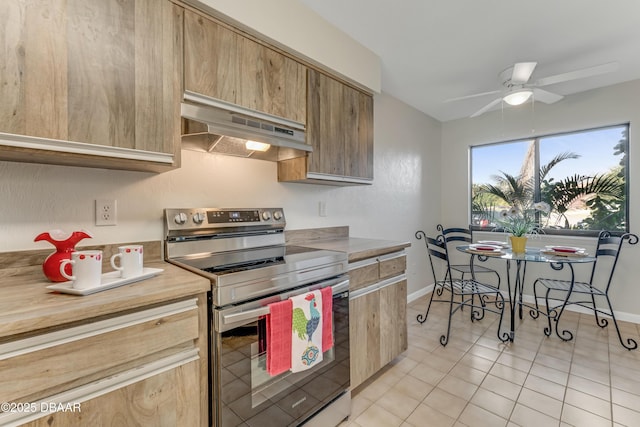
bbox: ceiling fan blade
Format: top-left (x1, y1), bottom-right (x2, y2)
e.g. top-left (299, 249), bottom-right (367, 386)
top-left (534, 62), bottom-right (619, 87)
top-left (444, 89), bottom-right (501, 103)
top-left (511, 62), bottom-right (537, 84)
top-left (533, 88), bottom-right (564, 104)
top-left (470, 98), bottom-right (502, 118)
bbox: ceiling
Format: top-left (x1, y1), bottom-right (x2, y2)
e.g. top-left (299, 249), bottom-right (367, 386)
top-left (298, 0), bottom-right (640, 122)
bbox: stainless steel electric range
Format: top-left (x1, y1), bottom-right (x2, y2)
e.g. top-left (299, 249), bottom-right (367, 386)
top-left (164, 208), bottom-right (351, 427)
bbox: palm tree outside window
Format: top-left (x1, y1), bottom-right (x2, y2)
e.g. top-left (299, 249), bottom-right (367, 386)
top-left (470, 124), bottom-right (628, 236)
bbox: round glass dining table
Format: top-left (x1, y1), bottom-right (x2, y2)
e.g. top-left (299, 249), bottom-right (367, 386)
top-left (457, 245), bottom-right (597, 342)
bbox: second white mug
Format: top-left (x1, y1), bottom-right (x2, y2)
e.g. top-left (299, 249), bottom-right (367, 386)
top-left (110, 245), bottom-right (144, 278)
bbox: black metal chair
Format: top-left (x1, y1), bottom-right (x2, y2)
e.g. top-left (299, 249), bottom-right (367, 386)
top-left (532, 231), bottom-right (639, 350)
top-left (437, 224), bottom-right (501, 289)
top-left (415, 230), bottom-right (509, 346)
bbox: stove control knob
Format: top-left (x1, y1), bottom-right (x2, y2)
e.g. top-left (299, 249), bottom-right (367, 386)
top-left (261, 211), bottom-right (272, 221)
top-left (174, 212), bottom-right (187, 225)
top-left (273, 211), bottom-right (283, 221)
top-left (193, 212), bottom-right (205, 224)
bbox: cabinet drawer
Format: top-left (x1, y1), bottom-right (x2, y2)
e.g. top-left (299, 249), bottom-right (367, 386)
top-left (348, 259), bottom-right (379, 292)
top-left (0, 299), bottom-right (198, 402)
top-left (378, 252), bottom-right (406, 280)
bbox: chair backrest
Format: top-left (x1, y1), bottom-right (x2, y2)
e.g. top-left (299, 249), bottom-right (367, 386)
top-left (436, 224), bottom-right (473, 245)
top-left (590, 231), bottom-right (639, 293)
top-left (416, 230), bottom-right (453, 284)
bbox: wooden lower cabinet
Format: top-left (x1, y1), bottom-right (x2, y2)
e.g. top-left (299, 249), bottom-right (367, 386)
top-left (22, 359), bottom-right (200, 427)
top-left (0, 296), bottom-right (207, 426)
top-left (349, 289), bottom-right (381, 388)
top-left (349, 251), bottom-right (408, 389)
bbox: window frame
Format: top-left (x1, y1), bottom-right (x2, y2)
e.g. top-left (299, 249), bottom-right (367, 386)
top-left (469, 123), bottom-right (630, 237)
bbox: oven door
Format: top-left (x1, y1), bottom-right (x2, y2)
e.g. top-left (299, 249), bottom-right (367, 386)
top-left (212, 277), bottom-right (350, 427)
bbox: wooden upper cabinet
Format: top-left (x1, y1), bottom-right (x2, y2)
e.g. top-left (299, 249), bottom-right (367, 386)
top-left (278, 69), bottom-right (374, 185)
top-left (0, 0), bottom-right (183, 172)
top-left (184, 11), bottom-right (306, 124)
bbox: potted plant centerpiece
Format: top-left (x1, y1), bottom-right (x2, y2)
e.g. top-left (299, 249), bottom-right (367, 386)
top-left (498, 201), bottom-right (550, 252)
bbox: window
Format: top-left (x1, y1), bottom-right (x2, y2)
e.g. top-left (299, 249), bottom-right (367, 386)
top-left (470, 124), bottom-right (629, 236)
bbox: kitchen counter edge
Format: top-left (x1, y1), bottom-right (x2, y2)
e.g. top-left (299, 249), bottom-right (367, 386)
top-left (0, 261), bottom-right (209, 340)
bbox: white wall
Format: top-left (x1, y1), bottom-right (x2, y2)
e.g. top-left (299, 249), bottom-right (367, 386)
top-left (441, 79), bottom-right (640, 317)
top-left (0, 92), bottom-right (440, 296)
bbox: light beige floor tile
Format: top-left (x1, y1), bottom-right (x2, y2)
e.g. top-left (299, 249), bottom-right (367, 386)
top-left (480, 374), bottom-right (522, 400)
top-left (437, 375), bottom-right (479, 401)
top-left (567, 374), bottom-right (610, 401)
top-left (408, 362), bottom-right (447, 386)
top-left (354, 402), bottom-right (404, 427)
top-left (496, 352), bottom-right (533, 373)
top-left (405, 403), bottom-right (456, 427)
top-left (529, 362), bottom-right (569, 386)
top-left (563, 388), bottom-right (611, 419)
top-left (375, 387), bottom-right (421, 420)
top-left (489, 363), bottom-right (528, 385)
top-left (470, 388), bottom-right (516, 420)
top-left (510, 403), bottom-right (559, 427)
top-left (561, 403), bottom-right (611, 427)
top-left (350, 393), bottom-right (374, 419)
top-left (458, 403), bottom-right (508, 427)
top-left (468, 344), bottom-right (502, 362)
top-left (357, 377), bottom-right (393, 402)
top-left (612, 387), bottom-right (640, 411)
top-left (612, 404), bottom-right (640, 427)
top-left (522, 373), bottom-right (566, 401)
top-left (570, 361), bottom-right (610, 386)
top-left (449, 363), bottom-right (488, 386)
top-left (459, 352), bottom-right (496, 372)
top-left (516, 388), bottom-right (563, 419)
top-left (423, 387), bottom-right (468, 419)
top-left (391, 374), bottom-right (434, 402)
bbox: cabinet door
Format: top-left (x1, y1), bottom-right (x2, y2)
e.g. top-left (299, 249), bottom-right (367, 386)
top-left (345, 88), bottom-right (374, 180)
top-left (0, 0), bottom-right (181, 156)
top-left (290, 69), bottom-right (374, 184)
top-left (184, 11), bottom-right (306, 124)
top-left (349, 290), bottom-right (380, 389)
top-left (307, 69), bottom-right (346, 177)
top-left (379, 279), bottom-right (408, 367)
top-left (22, 360), bottom-right (200, 427)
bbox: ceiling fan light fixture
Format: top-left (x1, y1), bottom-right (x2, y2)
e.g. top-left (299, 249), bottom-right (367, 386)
top-left (503, 89), bottom-right (533, 106)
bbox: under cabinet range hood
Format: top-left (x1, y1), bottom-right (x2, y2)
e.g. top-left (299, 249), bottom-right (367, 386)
top-left (181, 91), bottom-right (311, 162)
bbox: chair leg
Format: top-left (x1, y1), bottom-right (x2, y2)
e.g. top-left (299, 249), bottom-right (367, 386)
top-left (602, 294), bottom-right (638, 350)
top-left (417, 284), bottom-right (439, 324)
top-left (543, 288), bottom-right (554, 337)
top-left (440, 285), bottom-right (456, 346)
top-left (495, 294), bottom-right (510, 343)
top-left (548, 288), bottom-right (574, 342)
top-left (530, 279), bottom-right (541, 320)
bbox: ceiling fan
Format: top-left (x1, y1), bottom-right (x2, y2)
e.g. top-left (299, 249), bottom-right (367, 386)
top-left (447, 61), bottom-right (619, 118)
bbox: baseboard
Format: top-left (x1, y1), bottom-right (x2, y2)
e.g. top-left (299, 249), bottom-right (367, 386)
top-left (409, 283), bottom-right (640, 325)
top-left (407, 285), bottom-right (433, 303)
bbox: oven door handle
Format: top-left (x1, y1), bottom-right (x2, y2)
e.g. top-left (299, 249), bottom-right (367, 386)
top-left (221, 279), bottom-right (349, 325)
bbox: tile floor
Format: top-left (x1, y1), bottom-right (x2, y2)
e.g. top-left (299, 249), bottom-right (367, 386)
top-left (340, 294), bottom-right (640, 427)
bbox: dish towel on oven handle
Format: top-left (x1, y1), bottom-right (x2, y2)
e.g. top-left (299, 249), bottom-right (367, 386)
top-left (266, 299), bottom-right (293, 376)
top-left (321, 286), bottom-right (334, 351)
top-left (291, 290), bottom-right (323, 372)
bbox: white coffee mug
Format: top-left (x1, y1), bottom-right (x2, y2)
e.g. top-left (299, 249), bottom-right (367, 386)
top-left (59, 250), bottom-right (103, 289)
top-left (110, 245), bottom-right (144, 278)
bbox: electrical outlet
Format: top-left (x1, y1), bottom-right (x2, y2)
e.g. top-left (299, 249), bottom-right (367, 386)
top-left (95, 199), bottom-right (117, 226)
